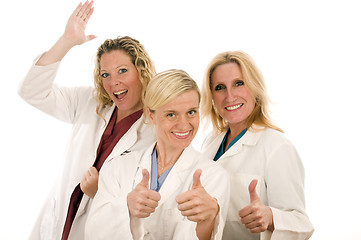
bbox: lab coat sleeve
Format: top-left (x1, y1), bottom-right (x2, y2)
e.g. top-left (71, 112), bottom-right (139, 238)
top-left (18, 57), bottom-right (93, 124)
top-left (85, 159), bottom-right (134, 240)
top-left (205, 166), bottom-right (230, 240)
top-left (262, 141), bottom-right (314, 240)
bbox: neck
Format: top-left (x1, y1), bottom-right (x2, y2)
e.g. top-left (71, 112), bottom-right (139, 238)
top-left (226, 125), bottom-right (247, 149)
top-left (116, 107), bottom-right (142, 124)
top-left (155, 142), bottom-right (183, 169)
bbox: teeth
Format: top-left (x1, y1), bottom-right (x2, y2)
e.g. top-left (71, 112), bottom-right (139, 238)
top-left (173, 131), bottom-right (190, 137)
top-left (226, 104), bottom-right (243, 111)
top-left (114, 90), bottom-right (127, 95)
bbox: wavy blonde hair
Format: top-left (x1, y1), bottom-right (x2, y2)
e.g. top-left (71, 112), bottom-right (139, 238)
top-left (143, 69), bottom-right (200, 121)
top-left (201, 51), bottom-right (282, 134)
top-left (94, 36), bottom-right (156, 122)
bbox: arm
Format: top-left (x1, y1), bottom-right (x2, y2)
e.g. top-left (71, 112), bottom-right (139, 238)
top-left (85, 159), bottom-right (134, 240)
top-left (263, 142), bottom-right (314, 240)
top-left (37, 1), bottom-right (96, 66)
top-left (176, 169), bottom-right (219, 240)
top-left (18, 1), bottom-right (96, 123)
top-left (176, 168), bottom-right (230, 240)
top-left (127, 169), bottom-right (161, 218)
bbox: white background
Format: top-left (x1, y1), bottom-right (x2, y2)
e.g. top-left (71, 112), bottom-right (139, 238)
top-left (1, 0), bottom-right (361, 239)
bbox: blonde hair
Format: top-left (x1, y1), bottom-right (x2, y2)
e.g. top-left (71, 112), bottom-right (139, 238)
top-left (201, 51), bottom-right (283, 134)
top-left (143, 69), bottom-right (200, 120)
top-left (93, 36), bottom-right (156, 122)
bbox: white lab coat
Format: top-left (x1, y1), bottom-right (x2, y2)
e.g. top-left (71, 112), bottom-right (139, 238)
top-left (18, 60), bottom-right (155, 240)
top-left (85, 143), bottom-right (230, 240)
top-left (201, 126), bottom-right (314, 240)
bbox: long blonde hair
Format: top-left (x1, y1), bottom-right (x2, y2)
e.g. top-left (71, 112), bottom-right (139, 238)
top-left (93, 36), bottom-right (156, 122)
top-left (201, 51), bottom-right (282, 134)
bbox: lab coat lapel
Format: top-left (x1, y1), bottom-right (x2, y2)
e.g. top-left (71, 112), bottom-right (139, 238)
top-left (106, 114), bottom-right (144, 162)
top-left (133, 144), bottom-right (155, 188)
top-left (203, 131), bottom-right (227, 159)
top-left (158, 146), bottom-right (196, 206)
top-left (75, 105), bottom-right (115, 218)
top-left (217, 128), bottom-right (262, 161)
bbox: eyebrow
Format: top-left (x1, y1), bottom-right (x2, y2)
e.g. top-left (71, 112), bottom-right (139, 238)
top-left (100, 65), bottom-right (128, 72)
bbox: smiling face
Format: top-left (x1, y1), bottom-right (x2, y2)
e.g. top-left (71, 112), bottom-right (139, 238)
top-left (148, 90), bottom-right (200, 153)
top-left (211, 62), bottom-right (256, 132)
top-left (100, 50), bottom-right (143, 118)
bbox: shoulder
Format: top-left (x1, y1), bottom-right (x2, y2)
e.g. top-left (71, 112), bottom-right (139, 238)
top-left (248, 127), bottom-right (294, 148)
top-left (201, 130), bottom-right (226, 151)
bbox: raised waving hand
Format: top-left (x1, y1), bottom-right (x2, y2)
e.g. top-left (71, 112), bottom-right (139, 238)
top-left (63, 1), bottom-right (96, 47)
top-left (37, 1), bottom-right (96, 65)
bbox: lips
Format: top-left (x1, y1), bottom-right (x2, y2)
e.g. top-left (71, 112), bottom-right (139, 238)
top-left (225, 103), bottom-right (243, 111)
top-left (113, 89), bottom-right (128, 99)
top-left (172, 131), bottom-right (191, 138)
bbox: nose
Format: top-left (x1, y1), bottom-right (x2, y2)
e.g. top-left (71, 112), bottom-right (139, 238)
top-left (110, 75), bottom-right (122, 86)
top-left (226, 88), bottom-right (236, 102)
top-left (176, 115), bottom-right (191, 130)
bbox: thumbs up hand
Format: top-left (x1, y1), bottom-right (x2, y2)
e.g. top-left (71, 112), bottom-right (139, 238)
top-left (238, 179), bottom-right (274, 233)
top-left (127, 169), bottom-right (161, 218)
top-left (176, 169), bottom-right (219, 222)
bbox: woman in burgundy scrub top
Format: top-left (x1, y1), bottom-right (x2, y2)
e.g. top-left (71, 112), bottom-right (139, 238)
top-left (18, 1), bottom-right (156, 239)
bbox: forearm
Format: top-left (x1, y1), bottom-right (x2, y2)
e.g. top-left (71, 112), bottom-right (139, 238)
top-left (196, 217), bottom-right (216, 240)
top-left (36, 35), bottom-right (76, 66)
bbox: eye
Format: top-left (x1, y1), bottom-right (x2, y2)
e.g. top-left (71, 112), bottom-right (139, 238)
top-left (101, 73), bottom-right (109, 78)
top-left (166, 112), bottom-right (175, 118)
top-left (235, 80), bottom-right (244, 87)
top-left (188, 109), bottom-right (197, 116)
top-left (119, 69), bottom-right (127, 74)
top-left (214, 84), bottom-right (225, 91)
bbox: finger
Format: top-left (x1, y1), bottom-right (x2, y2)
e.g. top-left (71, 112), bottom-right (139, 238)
top-left (177, 199), bottom-right (194, 212)
top-left (77, 1), bottom-right (91, 18)
top-left (248, 179), bottom-right (259, 203)
top-left (191, 169), bottom-right (202, 189)
top-left (240, 212), bottom-right (255, 225)
top-left (244, 220), bottom-right (262, 230)
top-left (72, 2), bottom-right (83, 17)
top-left (86, 34), bottom-right (97, 42)
top-left (83, 7), bottom-right (94, 23)
top-left (140, 169), bottom-right (150, 188)
top-left (82, 1), bottom-right (94, 20)
top-left (238, 205), bottom-right (253, 218)
top-left (89, 167), bottom-right (98, 176)
top-left (147, 191), bottom-right (161, 202)
top-left (249, 225), bottom-right (267, 234)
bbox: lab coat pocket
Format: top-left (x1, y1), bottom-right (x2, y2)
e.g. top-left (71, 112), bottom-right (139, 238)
top-left (227, 173), bottom-right (263, 221)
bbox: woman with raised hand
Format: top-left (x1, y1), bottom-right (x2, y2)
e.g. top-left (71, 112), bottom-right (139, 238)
top-left (18, 1), bottom-right (156, 239)
top-left (85, 69), bottom-right (230, 240)
top-left (200, 51), bottom-right (314, 240)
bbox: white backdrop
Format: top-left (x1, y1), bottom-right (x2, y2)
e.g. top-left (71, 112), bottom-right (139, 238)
top-left (1, 0), bottom-right (360, 239)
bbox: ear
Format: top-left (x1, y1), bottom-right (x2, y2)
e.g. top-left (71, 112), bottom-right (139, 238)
top-left (146, 107), bottom-right (155, 124)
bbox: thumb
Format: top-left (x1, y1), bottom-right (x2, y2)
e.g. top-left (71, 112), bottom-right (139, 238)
top-left (86, 34), bottom-right (97, 42)
top-left (248, 179), bottom-right (260, 203)
top-left (192, 169), bottom-right (203, 189)
top-left (139, 169), bottom-right (150, 188)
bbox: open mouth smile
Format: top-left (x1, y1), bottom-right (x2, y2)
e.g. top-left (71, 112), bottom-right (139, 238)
top-left (225, 103), bottom-right (243, 111)
top-left (113, 89), bottom-right (128, 99)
